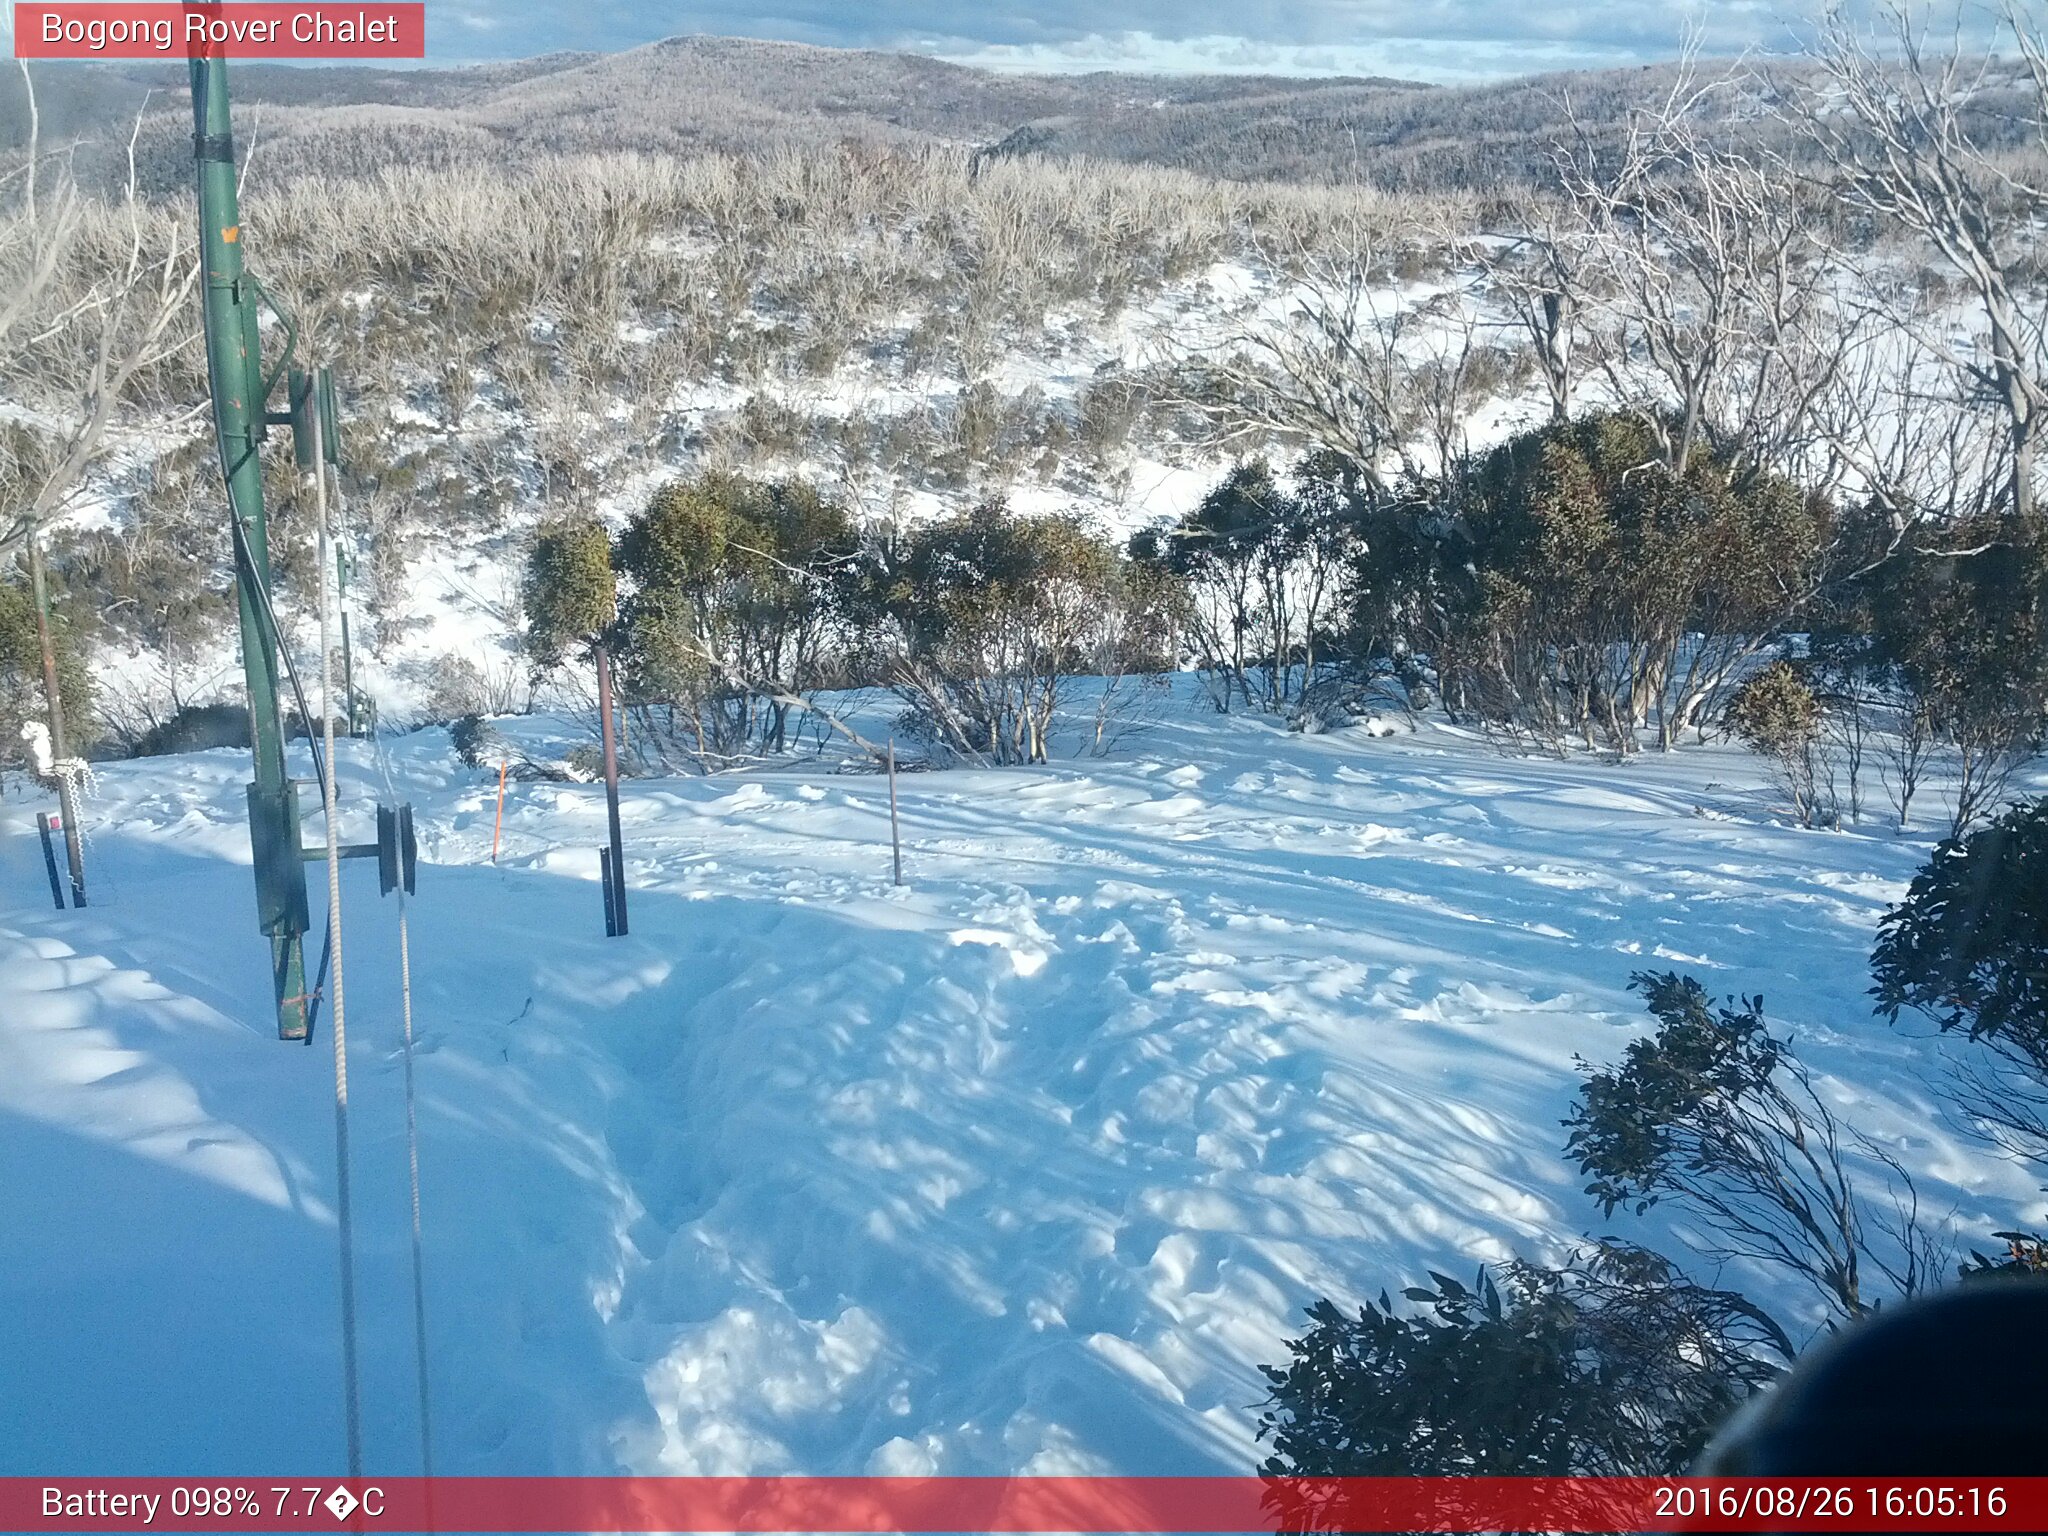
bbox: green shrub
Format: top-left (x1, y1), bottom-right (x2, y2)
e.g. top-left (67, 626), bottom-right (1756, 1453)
top-left (1725, 661), bottom-right (1828, 825)
top-left (522, 518), bottom-right (618, 668)
top-left (450, 712), bottom-right (499, 768)
top-left (1258, 1249), bottom-right (1780, 1488)
top-left (126, 702), bottom-right (251, 758)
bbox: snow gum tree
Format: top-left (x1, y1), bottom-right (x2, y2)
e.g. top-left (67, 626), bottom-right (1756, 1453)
top-left (1860, 534), bottom-right (2048, 834)
top-left (1435, 414), bottom-right (1830, 751)
top-left (1798, 3), bottom-right (2048, 526)
top-left (1132, 460), bottom-right (1289, 712)
top-left (521, 514), bottom-right (618, 767)
top-left (1565, 972), bottom-right (1939, 1326)
top-left (521, 516), bottom-right (618, 669)
top-left (858, 503), bottom-right (1163, 765)
top-left (1552, 46), bottom-right (1852, 487)
top-left (1131, 455), bottom-right (1359, 715)
top-left (1873, 797), bottom-right (2048, 1186)
top-left (611, 473), bottom-right (857, 767)
top-left (1874, 797), bottom-right (2048, 1055)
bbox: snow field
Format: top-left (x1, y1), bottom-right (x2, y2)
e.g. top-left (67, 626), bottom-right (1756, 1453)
top-left (3, 685), bottom-right (2041, 1478)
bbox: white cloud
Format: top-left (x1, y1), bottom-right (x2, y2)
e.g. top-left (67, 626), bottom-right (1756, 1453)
top-left (917, 29), bottom-right (1672, 83)
top-left (423, 2), bottom-right (1969, 75)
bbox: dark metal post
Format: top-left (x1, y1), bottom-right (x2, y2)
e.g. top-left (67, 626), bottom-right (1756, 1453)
top-left (36, 812), bottom-right (66, 910)
top-left (888, 736), bottom-right (903, 886)
top-left (337, 545), bottom-right (358, 736)
top-left (594, 642), bottom-right (628, 936)
top-left (599, 846), bottom-right (617, 937)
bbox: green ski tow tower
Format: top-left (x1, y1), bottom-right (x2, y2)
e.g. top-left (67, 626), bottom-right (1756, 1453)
top-left (191, 39), bottom-right (412, 1041)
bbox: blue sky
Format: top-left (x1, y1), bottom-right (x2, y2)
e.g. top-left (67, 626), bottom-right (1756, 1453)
top-left (428, 1), bottom-right (1834, 81)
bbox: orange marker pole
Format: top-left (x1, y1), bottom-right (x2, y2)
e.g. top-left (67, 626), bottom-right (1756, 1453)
top-left (492, 759), bottom-right (508, 865)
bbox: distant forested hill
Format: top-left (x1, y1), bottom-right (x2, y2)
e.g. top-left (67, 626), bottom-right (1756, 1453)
top-left (1, 33), bottom-right (1779, 194)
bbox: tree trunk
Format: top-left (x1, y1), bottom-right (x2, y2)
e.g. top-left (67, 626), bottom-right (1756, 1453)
top-left (26, 530), bottom-right (85, 904)
top-left (2013, 411), bottom-right (2037, 526)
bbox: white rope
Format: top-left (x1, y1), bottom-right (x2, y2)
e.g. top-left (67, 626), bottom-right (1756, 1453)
top-left (60, 760), bottom-right (117, 907)
top-left (315, 409), bottom-right (364, 1480)
top-left (398, 896), bottom-right (434, 1485)
top-left (374, 693), bottom-right (438, 1489)
top-left (331, 444), bottom-right (437, 1487)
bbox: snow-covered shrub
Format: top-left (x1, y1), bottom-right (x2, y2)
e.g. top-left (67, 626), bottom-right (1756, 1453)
top-left (1567, 971), bottom-right (1940, 1324)
top-left (1726, 661), bottom-right (1821, 752)
top-left (1874, 795), bottom-right (2048, 1056)
top-left (1288, 672), bottom-right (1412, 735)
top-left (1432, 415), bottom-right (1832, 755)
top-left (449, 712), bottom-right (500, 769)
top-left (1257, 1248), bottom-right (1782, 1487)
top-left (1131, 455), bottom-right (1353, 716)
top-left (1859, 533), bottom-right (2048, 836)
top-left (1074, 376), bottom-right (1143, 466)
top-left (1873, 797), bottom-right (2048, 1180)
top-left (122, 701), bottom-right (250, 759)
top-left (521, 518), bottom-right (618, 669)
top-left (418, 651), bottom-right (530, 724)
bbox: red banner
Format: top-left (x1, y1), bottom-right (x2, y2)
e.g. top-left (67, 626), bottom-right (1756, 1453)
top-left (12, 4), bottom-right (426, 59)
top-left (4, 1477), bottom-right (2046, 1532)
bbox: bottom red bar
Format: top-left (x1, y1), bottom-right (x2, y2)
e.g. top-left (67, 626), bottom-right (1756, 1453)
top-left (6, 1476), bottom-right (2044, 1532)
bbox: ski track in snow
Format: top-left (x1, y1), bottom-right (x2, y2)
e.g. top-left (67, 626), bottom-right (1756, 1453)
top-left (2, 690), bottom-right (2041, 1477)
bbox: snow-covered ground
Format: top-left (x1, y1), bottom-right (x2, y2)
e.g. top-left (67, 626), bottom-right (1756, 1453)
top-left (4, 685), bottom-right (2041, 1478)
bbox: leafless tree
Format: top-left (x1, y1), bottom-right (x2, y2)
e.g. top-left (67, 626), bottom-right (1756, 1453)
top-left (1172, 219), bottom-right (1490, 494)
top-left (0, 80), bottom-right (85, 356)
top-left (0, 68), bottom-right (194, 897)
top-left (1478, 194), bottom-right (1594, 423)
top-left (1943, 1042), bottom-right (2048, 1190)
top-left (1876, 694), bottom-right (1938, 829)
top-left (1939, 704), bottom-right (2042, 838)
top-left (1558, 48), bottom-right (1853, 481)
top-left (1795, 1), bottom-right (2048, 523)
top-left (1807, 278), bottom-right (2011, 533)
top-left (1, 71), bottom-right (201, 564)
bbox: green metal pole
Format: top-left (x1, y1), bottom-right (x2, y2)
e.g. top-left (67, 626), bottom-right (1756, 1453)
top-left (191, 44), bottom-right (310, 1040)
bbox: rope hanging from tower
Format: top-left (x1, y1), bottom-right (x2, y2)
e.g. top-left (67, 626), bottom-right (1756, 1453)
top-left (189, 41), bottom-right (434, 1486)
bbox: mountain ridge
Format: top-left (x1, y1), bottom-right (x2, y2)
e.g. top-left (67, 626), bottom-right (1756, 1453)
top-left (3, 32), bottom-right (1743, 192)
